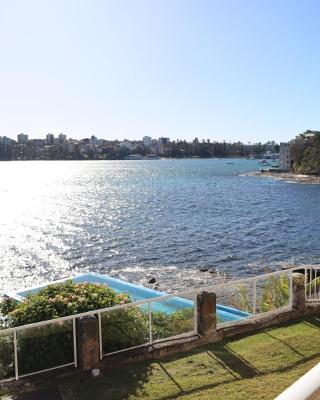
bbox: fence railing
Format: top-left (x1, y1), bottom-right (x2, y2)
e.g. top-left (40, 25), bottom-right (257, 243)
top-left (0, 316), bottom-right (77, 382)
top-left (304, 266), bottom-right (320, 303)
top-left (204, 268), bottom-right (293, 327)
top-left (0, 289), bottom-right (197, 382)
top-left (98, 290), bottom-right (197, 357)
top-left (0, 267), bottom-right (310, 383)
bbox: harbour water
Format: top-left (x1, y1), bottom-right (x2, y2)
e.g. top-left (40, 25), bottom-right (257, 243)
top-left (1, 158), bottom-right (320, 292)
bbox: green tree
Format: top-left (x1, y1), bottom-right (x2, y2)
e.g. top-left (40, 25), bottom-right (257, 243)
top-left (291, 130), bottom-right (320, 175)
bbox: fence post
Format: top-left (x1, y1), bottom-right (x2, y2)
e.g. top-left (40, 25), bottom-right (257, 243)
top-left (98, 313), bottom-right (103, 360)
top-left (13, 330), bottom-right (18, 380)
top-left (292, 272), bottom-right (306, 311)
top-left (253, 279), bottom-right (257, 317)
top-left (148, 303), bottom-right (153, 345)
top-left (196, 291), bottom-right (216, 336)
top-left (76, 315), bottom-right (100, 371)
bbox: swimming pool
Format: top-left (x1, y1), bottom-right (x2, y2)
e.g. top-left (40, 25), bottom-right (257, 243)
top-left (3, 272), bottom-right (251, 323)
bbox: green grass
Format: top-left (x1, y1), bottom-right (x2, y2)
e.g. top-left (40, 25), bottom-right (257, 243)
top-left (2, 317), bottom-right (320, 400)
top-left (67, 317), bottom-right (320, 400)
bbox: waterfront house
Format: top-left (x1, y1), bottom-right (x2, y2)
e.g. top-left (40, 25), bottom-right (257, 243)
top-left (279, 142), bottom-right (293, 170)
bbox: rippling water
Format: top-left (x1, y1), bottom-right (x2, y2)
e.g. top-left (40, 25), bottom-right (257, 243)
top-left (1, 159), bottom-right (320, 292)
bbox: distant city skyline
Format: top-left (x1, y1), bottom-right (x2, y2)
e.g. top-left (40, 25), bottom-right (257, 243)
top-left (1, 1), bottom-right (320, 142)
top-left (1, 130), bottom-right (278, 161)
top-left (2, 131), bottom-right (281, 145)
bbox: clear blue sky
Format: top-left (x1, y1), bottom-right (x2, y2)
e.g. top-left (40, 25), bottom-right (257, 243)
top-left (1, 0), bottom-right (319, 143)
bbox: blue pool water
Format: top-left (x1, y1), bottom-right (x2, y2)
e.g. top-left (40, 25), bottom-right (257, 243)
top-left (4, 273), bottom-right (250, 323)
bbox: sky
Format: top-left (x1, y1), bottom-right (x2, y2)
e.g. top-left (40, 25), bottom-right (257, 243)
top-left (1, 0), bottom-right (320, 143)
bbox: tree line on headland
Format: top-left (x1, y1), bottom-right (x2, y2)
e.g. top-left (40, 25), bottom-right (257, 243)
top-left (291, 131), bottom-right (320, 176)
top-left (164, 140), bottom-right (278, 158)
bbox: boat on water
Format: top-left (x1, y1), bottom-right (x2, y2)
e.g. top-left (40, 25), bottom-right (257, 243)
top-left (124, 154), bottom-right (160, 160)
top-left (259, 159), bottom-right (270, 165)
top-left (145, 154), bottom-right (160, 160)
top-left (124, 154), bottom-right (144, 160)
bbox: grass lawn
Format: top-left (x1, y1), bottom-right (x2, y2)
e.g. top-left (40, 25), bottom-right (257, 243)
top-left (65, 317), bottom-right (320, 400)
top-left (2, 317), bottom-right (320, 400)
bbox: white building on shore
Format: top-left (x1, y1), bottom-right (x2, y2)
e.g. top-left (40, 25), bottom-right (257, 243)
top-left (17, 133), bottom-right (28, 143)
top-left (279, 142), bottom-right (292, 170)
top-left (119, 139), bottom-right (137, 150)
top-left (143, 136), bottom-right (152, 147)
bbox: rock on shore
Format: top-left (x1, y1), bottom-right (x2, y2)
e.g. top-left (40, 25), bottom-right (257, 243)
top-left (246, 171), bottom-right (320, 184)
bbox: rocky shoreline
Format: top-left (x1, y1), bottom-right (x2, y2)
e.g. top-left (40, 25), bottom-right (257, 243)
top-left (107, 265), bottom-right (231, 294)
top-left (246, 171), bottom-right (320, 184)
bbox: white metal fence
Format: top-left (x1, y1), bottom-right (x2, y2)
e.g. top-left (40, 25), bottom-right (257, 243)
top-left (0, 316), bottom-right (77, 381)
top-left (98, 290), bottom-right (197, 358)
top-left (0, 267), bottom-right (308, 383)
top-left (201, 268), bottom-right (293, 327)
top-left (304, 266), bottom-right (320, 304)
top-left (0, 290), bottom-right (197, 382)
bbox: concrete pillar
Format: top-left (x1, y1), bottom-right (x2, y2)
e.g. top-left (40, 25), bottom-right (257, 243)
top-left (196, 291), bottom-right (216, 336)
top-left (292, 272), bottom-right (305, 311)
top-left (76, 315), bottom-right (100, 371)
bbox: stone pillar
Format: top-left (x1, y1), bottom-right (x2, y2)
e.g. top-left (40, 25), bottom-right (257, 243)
top-left (292, 272), bottom-right (305, 311)
top-left (196, 291), bottom-right (216, 336)
top-left (76, 315), bottom-right (100, 371)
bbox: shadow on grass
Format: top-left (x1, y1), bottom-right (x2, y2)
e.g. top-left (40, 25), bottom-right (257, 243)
top-left (68, 325), bottom-right (320, 400)
top-left (59, 346), bottom-right (320, 400)
top-left (137, 344), bottom-right (261, 400)
top-left (10, 317), bottom-right (320, 400)
top-left (263, 331), bottom-right (304, 357)
top-left (212, 345), bottom-right (260, 378)
top-left (7, 386), bottom-right (62, 400)
top-left (154, 350), bottom-right (320, 400)
top-left (158, 362), bottom-right (185, 395)
top-left (303, 317), bottom-right (320, 329)
top-left (148, 317), bottom-right (320, 400)
top-left (69, 363), bottom-right (154, 400)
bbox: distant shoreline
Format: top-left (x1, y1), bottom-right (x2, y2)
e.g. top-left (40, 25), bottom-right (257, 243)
top-left (0, 156), bottom-right (248, 162)
top-left (246, 171), bottom-right (320, 184)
